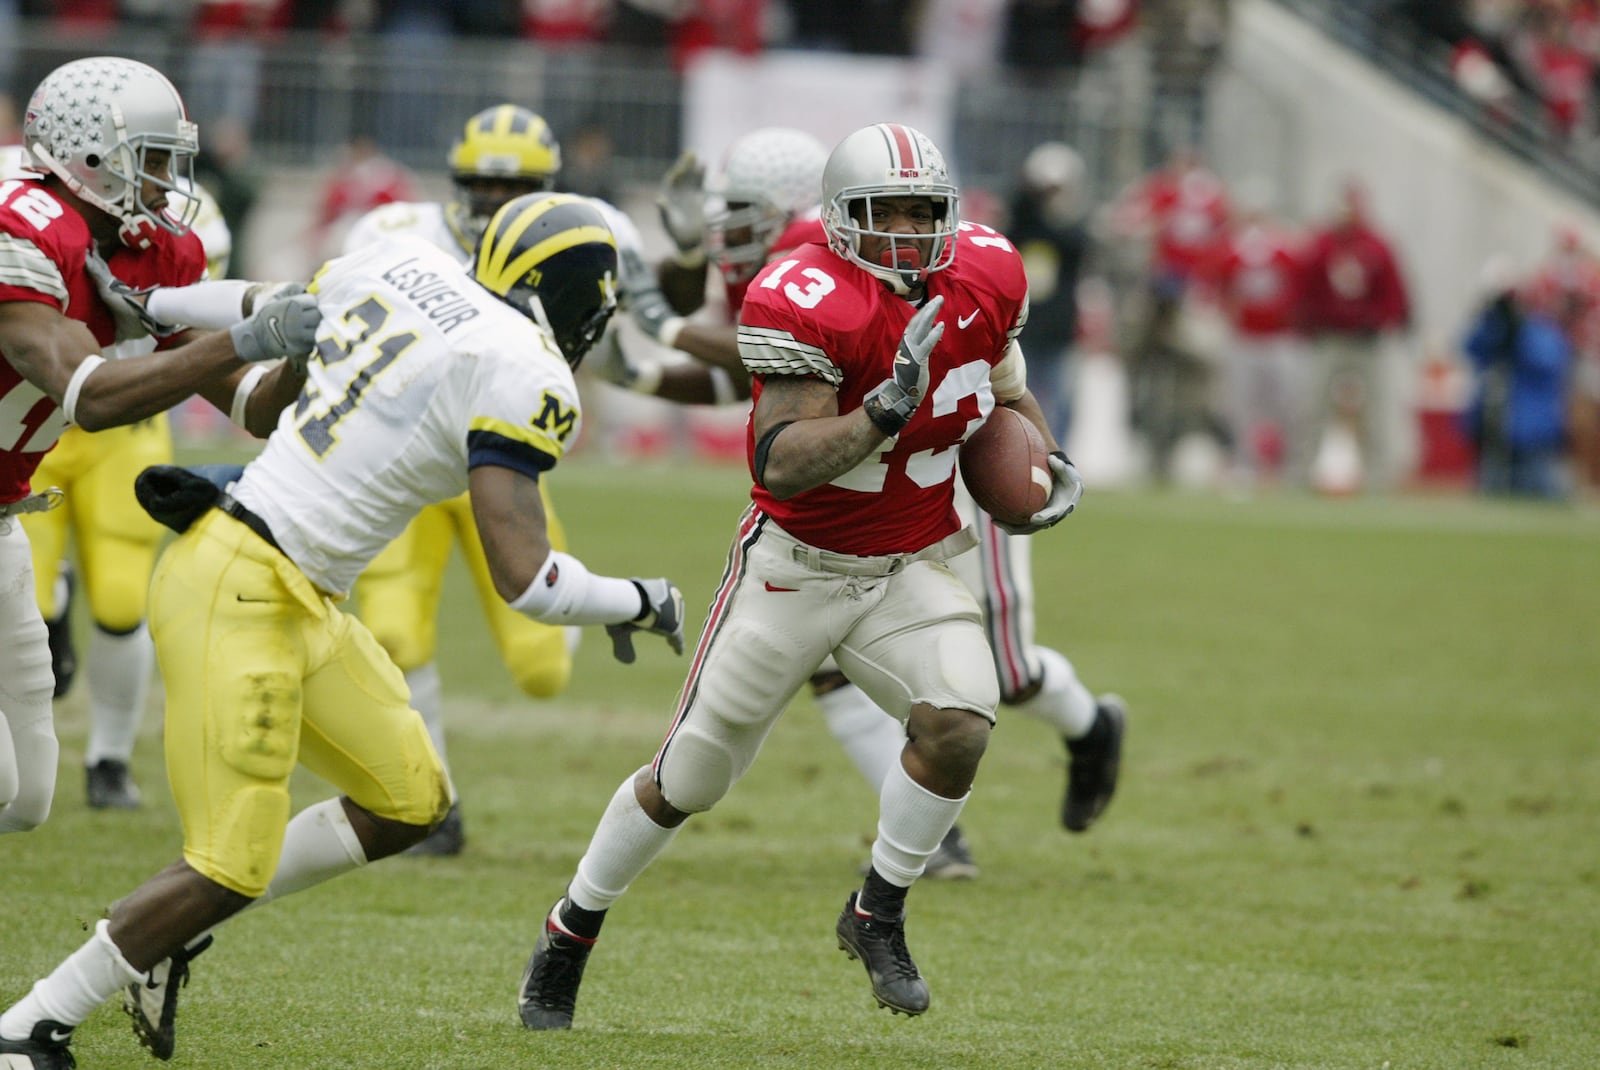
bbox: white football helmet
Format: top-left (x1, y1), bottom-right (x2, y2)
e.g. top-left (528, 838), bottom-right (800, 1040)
top-left (22, 57), bottom-right (200, 248)
top-left (705, 127), bottom-right (828, 284)
top-left (822, 122), bottom-right (959, 294)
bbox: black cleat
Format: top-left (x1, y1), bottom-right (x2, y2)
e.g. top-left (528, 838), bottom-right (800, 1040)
top-left (125, 933), bottom-right (213, 1061)
top-left (1063, 694), bottom-right (1126, 832)
top-left (0, 1019), bottom-right (77, 1069)
top-left (835, 891), bottom-right (930, 1016)
top-left (518, 906), bottom-right (595, 1030)
top-left (86, 759), bottom-right (142, 810)
top-left (922, 825), bottom-right (979, 881)
top-left (404, 801), bottom-right (465, 857)
top-left (44, 565), bottom-right (77, 700)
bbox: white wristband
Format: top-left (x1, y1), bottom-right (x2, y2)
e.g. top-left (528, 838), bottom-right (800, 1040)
top-left (508, 548), bottom-right (645, 625)
top-left (229, 363), bottom-right (272, 428)
top-left (709, 367), bottom-right (736, 406)
top-left (62, 355), bottom-right (106, 426)
top-left (657, 315), bottom-right (686, 350)
top-left (631, 361), bottom-right (664, 396)
top-left (146, 279), bottom-right (255, 330)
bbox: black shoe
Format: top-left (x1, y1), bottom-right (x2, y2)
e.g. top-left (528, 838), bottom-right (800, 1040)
top-left (518, 905), bottom-right (596, 1030)
top-left (45, 565), bottom-right (77, 700)
top-left (86, 758), bottom-right (142, 810)
top-left (125, 933), bottom-right (212, 1061)
top-left (0, 1019), bottom-right (78, 1069)
top-left (404, 802), bottom-right (464, 857)
top-left (835, 891), bottom-right (930, 1016)
top-left (922, 825), bottom-right (979, 881)
top-left (1063, 694), bottom-right (1126, 832)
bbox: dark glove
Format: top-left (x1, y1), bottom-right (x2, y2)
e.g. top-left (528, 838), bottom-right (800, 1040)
top-left (133, 464), bottom-right (245, 533)
top-left (230, 292), bottom-right (321, 367)
top-left (995, 452), bottom-right (1083, 535)
top-left (606, 578), bottom-right (686, 664)
top-left (862, 295), bottom-right (944, 436)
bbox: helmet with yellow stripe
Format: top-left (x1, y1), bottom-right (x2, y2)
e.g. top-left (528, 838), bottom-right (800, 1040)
top-left (447, 104), bottom-right (562, 248)
top-left (474, 193), bottom-right (618, 368)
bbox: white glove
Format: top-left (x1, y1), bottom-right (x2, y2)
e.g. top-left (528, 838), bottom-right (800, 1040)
top-left (229, 292), bottom-right (321, 367)
top-left (605, 578), bottom-right (685, 664)
top-left (656, 150), bottom-right (706, 258)
top-left (628, 285), bottom-right (686, 348)
top-left (862, 296), bottom-right (944, 436)
top-left (996, 452), bottom-right (1084, 535)
top-left (84, 250), bottom-right (180, 341)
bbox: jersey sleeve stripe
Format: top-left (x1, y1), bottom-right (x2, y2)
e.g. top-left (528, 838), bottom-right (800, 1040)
top-left (466, 428), bottom-right (557, 477)
top-left (468, 415), bottom-right (565, 464)
top-left (0, 234), bottom-right (68, 304)
top-left (1006, 293), bottom-right (1030, 344)
top-left (737, 327), bottom-right (842, 384)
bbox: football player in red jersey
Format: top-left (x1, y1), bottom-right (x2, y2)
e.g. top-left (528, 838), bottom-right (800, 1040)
top-left (596, 127), bottom-right (1126, 879)
top-left (520, 123), bottom-right (1084, 1028)
top-left (0, 57), bottom-right (314, 842)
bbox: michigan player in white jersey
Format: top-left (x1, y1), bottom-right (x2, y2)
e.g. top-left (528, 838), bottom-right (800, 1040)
top-left (340, 104), bottom-right (656, 856)
top-left (20, 179), bottom-right (234, 811)
top-left (0, 193), bottom-right (686, 1070)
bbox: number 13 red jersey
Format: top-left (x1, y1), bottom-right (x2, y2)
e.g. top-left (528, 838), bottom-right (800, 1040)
top-left (738, 223), bottom-right (1029, 555)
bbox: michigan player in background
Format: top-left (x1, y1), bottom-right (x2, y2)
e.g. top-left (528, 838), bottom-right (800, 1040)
top-left (597, 128), bottom-right (1127, 878)
top-left (20, 180), bottom-right (234, 810)
top-left (340, 105), bottom-right (657, 855)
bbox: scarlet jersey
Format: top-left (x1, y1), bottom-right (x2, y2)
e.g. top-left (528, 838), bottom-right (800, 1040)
top-left (723, 212), bottom-right (828, 316)
top-left (738, 223), bottom-right (1027, 555)
top-left (0, 178), bottom-right (205, 502)
top-left (1114, 167), bottom-right (1230, 281)
top-left (1208, 223), bottom-right (1302, 336)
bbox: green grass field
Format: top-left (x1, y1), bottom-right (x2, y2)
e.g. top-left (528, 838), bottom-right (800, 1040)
top-left (6, 461), bottom-right (1598, 1069)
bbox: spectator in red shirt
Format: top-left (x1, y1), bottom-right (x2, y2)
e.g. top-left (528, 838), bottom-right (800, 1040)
top-left (1292, 178), bottom-right (1412, 493)
top-left (310, 136), bottom-right (417, 269)
top-left (1203, 184), bottom-right (1305, 488)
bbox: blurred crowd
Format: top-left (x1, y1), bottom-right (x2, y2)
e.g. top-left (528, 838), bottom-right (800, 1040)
top-left (1008, 143), bottom-right (1597, 502)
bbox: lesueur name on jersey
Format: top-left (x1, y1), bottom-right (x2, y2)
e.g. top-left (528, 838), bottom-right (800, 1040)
top-left (380, 257), bottom-right (480, 332)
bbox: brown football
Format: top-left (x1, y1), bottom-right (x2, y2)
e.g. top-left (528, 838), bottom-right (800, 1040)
top-left (958, 407), bottom-right (1052, 527)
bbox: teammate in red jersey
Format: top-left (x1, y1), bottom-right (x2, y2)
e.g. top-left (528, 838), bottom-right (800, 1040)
top-left (0, 57), bottom-right (314, 846)
top-left (519, 123), bottom-right (1083, 1028)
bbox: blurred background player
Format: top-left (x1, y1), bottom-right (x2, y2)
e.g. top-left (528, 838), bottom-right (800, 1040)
top-left (20, 179), bottom-right (235, 810)
top-left (603, 127), bottom-right (1127, 880)
top-left (341, 104), bottom-right (656, 855)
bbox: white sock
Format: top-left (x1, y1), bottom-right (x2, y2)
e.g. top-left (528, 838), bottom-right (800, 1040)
top-left (869, 761), bottom-right (968, 887)
top-left (404, 662), bottom-right (448, 774)
top-left (1009, 646), bottom-right (1098, 740)
top-left (253, 798), bottom-right (368, 907)
top-left (567, 769), bottom-right (680, 912)
top-left (84, 624), bottom-right (153, 766)
top-left (0, 919), bottom-right (141, 1039)
top-left (48, 568), bottom-right (69, 622)
top-left (815, 682), bottom-right (904, 791)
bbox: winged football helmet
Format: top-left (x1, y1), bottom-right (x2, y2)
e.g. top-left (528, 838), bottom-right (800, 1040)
top-left (705, 127), bottom-right (828, 285)
top-left (474, 192), bottom-right (618, 368)
top-left (448, 105), bottom-right (562, 250)
top-left (22, 56), bottom-right (200, 249)
top-left (821, 122), bottom-right (960, 294)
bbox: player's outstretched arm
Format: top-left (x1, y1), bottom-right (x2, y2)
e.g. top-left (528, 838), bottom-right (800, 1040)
top-left (469, 464), bottom-right (685, 662)
top-left (0, 297), bottom-right (314, 432)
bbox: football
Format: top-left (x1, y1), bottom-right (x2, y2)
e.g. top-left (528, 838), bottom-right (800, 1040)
top-left (958, 407), bottom-right (1052, 527)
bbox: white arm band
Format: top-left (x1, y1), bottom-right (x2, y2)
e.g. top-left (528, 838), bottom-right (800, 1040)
top-left (990, 339), bottom-right (1029, 403)
top-left (145, 279), bottom-right (255, 329)
top-left (61, 355), bottom-right (106, 426)
top-left (709, 367), bottom-right (736, 405)
top-left (230, 363), bottom-right (272, 428)
top-left (508, 549), bottom-right (645, 625)
top-left (631, 361), bottom-right (664, 396)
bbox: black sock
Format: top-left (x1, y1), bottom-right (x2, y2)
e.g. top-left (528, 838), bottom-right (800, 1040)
top-left (558, 897), bottom-right (607, 941)
top-left (861, 868), bottom-right (908, 919)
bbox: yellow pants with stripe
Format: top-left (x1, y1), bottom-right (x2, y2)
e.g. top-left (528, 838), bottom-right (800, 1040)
top-left (353, 488), bottom-right (573, 698)
top-left (23, 419), bottom-right (172, 629)
top-left (149, 509), bottom-right (450, 898)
